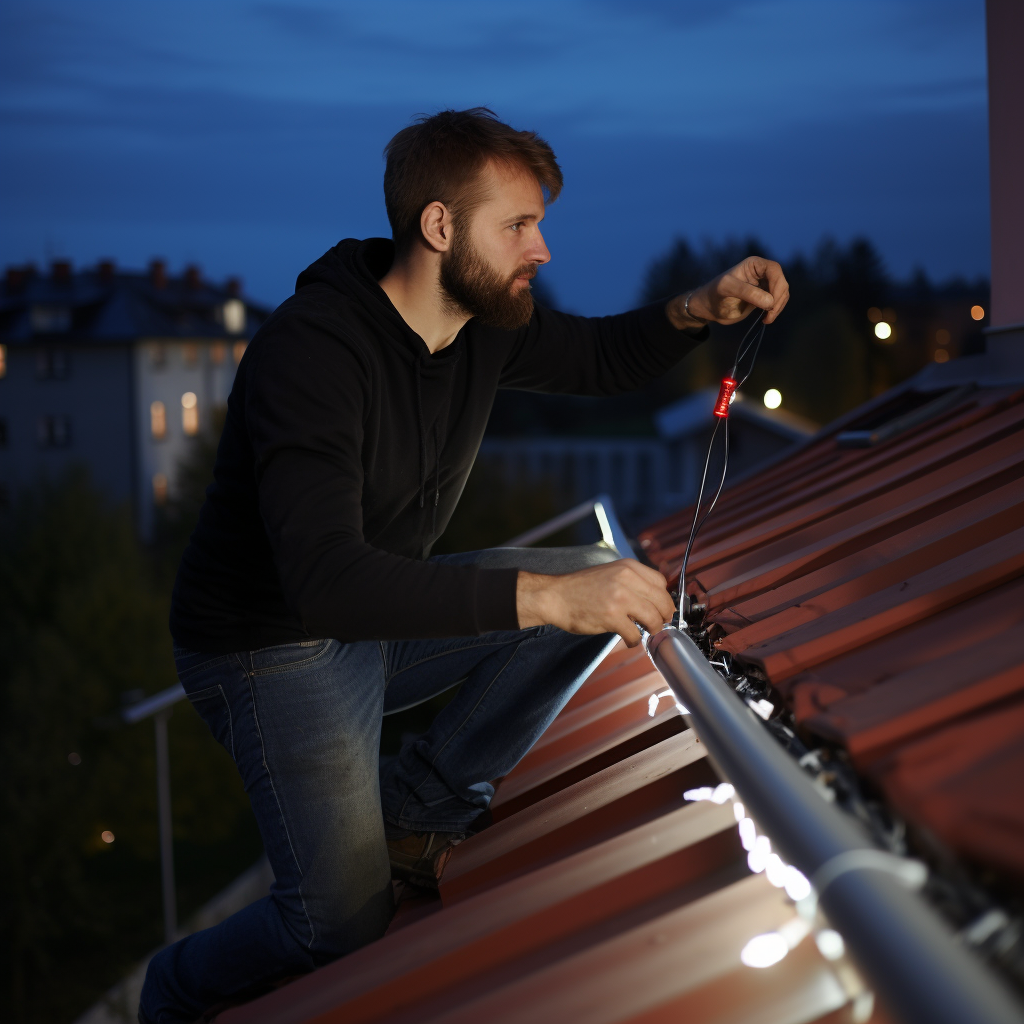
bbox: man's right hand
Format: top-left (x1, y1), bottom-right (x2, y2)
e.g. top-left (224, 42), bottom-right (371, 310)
top-left (516, 559), bottom-right (676, 647)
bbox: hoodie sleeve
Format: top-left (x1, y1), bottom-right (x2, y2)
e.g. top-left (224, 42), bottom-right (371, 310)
top-left (247, 323), bottom-right (520, 641)
top-left (499, 302), bottom-right (708, 395)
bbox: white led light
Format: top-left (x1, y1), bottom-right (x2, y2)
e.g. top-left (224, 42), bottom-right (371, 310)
top-left (763, 388), bottom-right (782, 409)
top-left (816, 928), bottom-right (845, 961)
top-left (748, 835), bottom-right (771, 873)
top-left (740, 932), bottom-right (789, 968)
top-left (733, 801), bottom-right (745, 822)
top-left (783, 865), bottom-right (812, 902)
top-left (738, 817), bottom-right (756, 851)
top-left (766, 853), bottom-right (787, 888)
top-left (683, 787), bottom-right (715, 802)
top-left (647, 693), bottom-right (659, 717)
top-left (710, 783), bottom-right (735, 804)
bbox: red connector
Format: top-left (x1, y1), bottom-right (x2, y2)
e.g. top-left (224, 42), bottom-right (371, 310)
top-left (713, 377), bottom-right (738, 418)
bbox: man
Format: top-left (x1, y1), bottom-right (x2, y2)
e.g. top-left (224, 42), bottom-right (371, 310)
top-left (142, 108), bottom-right (788, 1022)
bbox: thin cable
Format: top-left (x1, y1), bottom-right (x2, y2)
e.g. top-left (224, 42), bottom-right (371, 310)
top-left (678, 308), bottom-right (769, 627)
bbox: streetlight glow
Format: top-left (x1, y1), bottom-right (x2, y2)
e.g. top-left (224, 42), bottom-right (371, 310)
top-left (874, 322), bottom-right (892, 340)
top-left (763, 388), bottom-right (782, 409)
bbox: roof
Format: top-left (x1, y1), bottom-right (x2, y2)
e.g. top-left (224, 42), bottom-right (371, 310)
top-left (213, 362), bottom-right (1024, 1023)
top-left (0, 261), bottom-right (268, 343)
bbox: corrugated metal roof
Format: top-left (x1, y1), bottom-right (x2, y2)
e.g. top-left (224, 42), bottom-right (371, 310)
top-left (214, 378), bottom-right (1024, 1023)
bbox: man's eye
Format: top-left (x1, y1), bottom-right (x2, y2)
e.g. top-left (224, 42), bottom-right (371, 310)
top-left (510, 222), bottom-right (521, 231)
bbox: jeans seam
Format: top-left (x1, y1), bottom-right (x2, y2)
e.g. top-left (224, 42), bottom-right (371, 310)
top-left (397, 640), bottom-right (522, 823)
top-left (242, 656), bottom-right (318, 954)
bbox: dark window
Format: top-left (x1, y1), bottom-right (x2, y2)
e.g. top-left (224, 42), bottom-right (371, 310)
top-left (36, 348), bottom-right (71, 380)
top-left (37, 415), bottom-right (72, 448)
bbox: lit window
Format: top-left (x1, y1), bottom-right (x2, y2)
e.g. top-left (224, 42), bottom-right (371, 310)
top-left (150, 400), bottom-right (167, 439)
top-left (0, 344), bottom-right (6, 378)
top-left (232, 340), bottom-right (247, 364)
top-left (223, 299), bottom-right (246, 334)
top-left (210, 342), bottom-right (226, 365)
top-left (182, 392), bottom-right (199, 435)
top-left (934, 349), bottom-right (950, 363)
top-left (182, 342), bottom-right (200, 367)
top-left (763, 388), bottom-right (782, 409)
top-left (153, 473), bottom-right (169, 505)
top-left (971, 305), bottom-right (985, 321)
top-left (874, 321), bottom-right (893, 341)
top-left (936, 328), bottom-right (950, 345)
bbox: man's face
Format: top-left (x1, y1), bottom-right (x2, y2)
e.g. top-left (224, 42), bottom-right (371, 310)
top-left (439, 160), bottom-right (551, 330)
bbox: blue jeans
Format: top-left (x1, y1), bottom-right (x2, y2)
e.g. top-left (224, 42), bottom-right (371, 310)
top-left (140, 546), bottom-right (618, 1023)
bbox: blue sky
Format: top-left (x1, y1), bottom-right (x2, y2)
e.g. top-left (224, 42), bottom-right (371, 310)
top-left (0, 0), bottom-right (989, 314)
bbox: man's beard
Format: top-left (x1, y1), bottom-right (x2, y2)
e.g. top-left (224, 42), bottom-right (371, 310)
top-left (439, 234), bottom-right (536, 331)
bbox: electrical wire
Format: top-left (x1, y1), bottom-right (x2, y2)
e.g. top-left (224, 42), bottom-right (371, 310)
top-left (677, 310), bottom-right (768, 627)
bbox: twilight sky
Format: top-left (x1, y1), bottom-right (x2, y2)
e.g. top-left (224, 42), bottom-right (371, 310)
top-left (0, 0), bottom-right (989, 315)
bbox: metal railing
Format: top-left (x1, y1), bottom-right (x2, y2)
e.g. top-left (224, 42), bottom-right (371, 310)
top-left (123, 683), bottom-right (187, 945)
top-left (645, 625), bottom-right (1024, 1024)
top-left (503, 492), bottom-right (634, 557)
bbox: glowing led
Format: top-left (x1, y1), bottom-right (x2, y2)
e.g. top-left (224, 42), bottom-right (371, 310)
top-left (647, 693), bottom-right (658, 717)
top-left (874, 321), bottom-right (892, 340)
top-left (740, 932), bottom-right (789, 968)
top-left (710, 783), bottom-right (735, 804)
top-left (101, 830), bottom-right (115, 844)
top-left (763, 388), bottom-right (782, 410)
top-left (683, 787), bottom-right (715, 802)
top-left (738, 817), bottom-right (757, 851)
top-left (971, 305), bottom-right (985, 321)
top-left (733, 801), bottom-right (745, 822)
top-left (765, 853), bottom-right (787, 888)
top-left (783, 865), bottom-right (812, 902)
top-left (816, 928), bottom-right (845, 961)
top-left (748, 834), bottom-right (771, 873)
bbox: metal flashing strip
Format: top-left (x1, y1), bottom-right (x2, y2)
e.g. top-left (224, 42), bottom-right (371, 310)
top-left (645, 624), bottom-right (1024, 1024)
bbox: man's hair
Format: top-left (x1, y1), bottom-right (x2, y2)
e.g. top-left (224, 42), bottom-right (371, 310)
top-left (383, 108), bottom-right (562, 251)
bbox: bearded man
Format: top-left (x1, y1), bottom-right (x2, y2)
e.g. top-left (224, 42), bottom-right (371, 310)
top-left (143, 108), bottom-right (789, 1022)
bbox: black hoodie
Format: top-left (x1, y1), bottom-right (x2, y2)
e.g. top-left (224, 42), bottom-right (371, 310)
top-left (169, 238), bottom-right (706, 653)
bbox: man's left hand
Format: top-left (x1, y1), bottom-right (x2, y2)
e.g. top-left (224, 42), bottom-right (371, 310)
top-left (667, 256), bottom-right (790, 329)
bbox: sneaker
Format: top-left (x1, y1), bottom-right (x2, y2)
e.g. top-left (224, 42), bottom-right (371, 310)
top-left (386, 831), bottom-right (462, 889)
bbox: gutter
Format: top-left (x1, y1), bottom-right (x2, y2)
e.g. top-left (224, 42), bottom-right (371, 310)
top-left (645, 624), bottom-right (1024, 1024)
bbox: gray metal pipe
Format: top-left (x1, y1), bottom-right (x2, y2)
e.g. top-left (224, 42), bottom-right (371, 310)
top-left (646, 625), bottom-right (1024, 1024)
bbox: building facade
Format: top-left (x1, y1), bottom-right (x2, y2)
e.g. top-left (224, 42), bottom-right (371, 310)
top-left (0, 260), bottom-right (267, 536)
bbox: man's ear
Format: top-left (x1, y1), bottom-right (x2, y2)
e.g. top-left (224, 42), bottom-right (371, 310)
top-left (420, 201), bottom-right (453, 253)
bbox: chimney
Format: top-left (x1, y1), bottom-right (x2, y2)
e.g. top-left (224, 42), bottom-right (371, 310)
top-left (51, 260), bottom-right (72, 286)
top-left (225, 276), bottom-right (242, 297)
top-left (150, 259), bottom-right (167, 289)
top-left (5, 265), bottom-right (34, 294)
top-left (98, 259), bottom-right (116, 283)
top-left (184, 264), bottom-right (202, 290)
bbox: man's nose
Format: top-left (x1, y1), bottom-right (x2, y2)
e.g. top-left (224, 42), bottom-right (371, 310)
top-left (525, 228), bottom-right (551, 266)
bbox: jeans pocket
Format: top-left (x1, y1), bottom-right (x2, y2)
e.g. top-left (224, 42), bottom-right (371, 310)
top-left (249, 638), bottom-right (333, 676)
top-left (187, 684), bottom-right (234, 760)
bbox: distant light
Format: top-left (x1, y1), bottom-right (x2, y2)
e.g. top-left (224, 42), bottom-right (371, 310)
top-left (0, 343), bottom-right (6, 379)
top-left (867, 306), bottom-right (882, 323)
top-left (783, 866), bottom-right (812, 902)
top-left (68, 752), bottom-right (82, 766)
top-left (934, 349), bottom-right (950, 363)
top-left (936, 328), bottom-right (950, 345)
top-left (233, 340), bottom-right (248, 364)
top-left (181, 391), bottom-right (197, 409)
top-left (971, 305), bottom-right (985, 321)
top-left (763, 388), bottom-right (782, 410)
top-left (741, 932), bottom-right (789, 968)
top-left (101, 830), bottom-right (115, 844)
top-left (874, 321), bottom-right (892, 340)
top-left (150, 400), bottom-right (167, 440)
top-left (816, 928), bottom-right (846, 961)
top-left (153, 473), bottom-right (169, 506)
top-left (182, 392), bottom-right (199, 436)
top-left (224, 299), bottom-right (246, 334)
